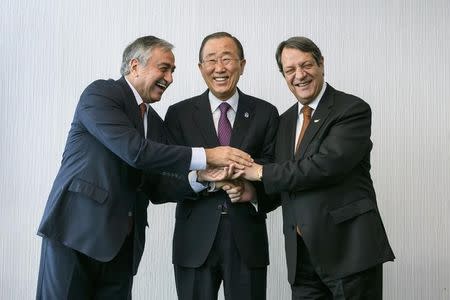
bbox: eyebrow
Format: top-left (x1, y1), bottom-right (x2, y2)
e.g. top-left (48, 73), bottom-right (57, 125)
top-left (204, 51), bottom-right (235, 58)
top-left (283, 60), bottom-right (314, 69)
top-left (158, 62), bottom-right (176, 71)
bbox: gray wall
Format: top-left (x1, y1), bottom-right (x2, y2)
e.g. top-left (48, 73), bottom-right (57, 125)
top-left (1, 0), bottom-right (449, 299)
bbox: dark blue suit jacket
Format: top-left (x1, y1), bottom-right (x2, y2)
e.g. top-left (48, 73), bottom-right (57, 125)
top-left (38, 77), bottom-right (192, 274)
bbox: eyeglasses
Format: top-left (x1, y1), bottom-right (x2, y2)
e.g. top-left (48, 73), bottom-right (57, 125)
top-left (201, 56), bottom-right (240, 68)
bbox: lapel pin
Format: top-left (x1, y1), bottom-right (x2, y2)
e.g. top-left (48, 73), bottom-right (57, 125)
top-left (244, 112), bottom-right (249, 118)
top-left (314, 119), bottom-right (320, 123)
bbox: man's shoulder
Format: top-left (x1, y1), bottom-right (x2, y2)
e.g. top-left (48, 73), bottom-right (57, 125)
top-left (77, 78), bottom-right (129, 109)
top-left (82, 78), bottom-right (124, 96)
top-left (327, 85), bottom-right (369, 108)
top-left (169, 93), bottom-right (205, 110)
top-left (239, 92), bottom-right (278, 113)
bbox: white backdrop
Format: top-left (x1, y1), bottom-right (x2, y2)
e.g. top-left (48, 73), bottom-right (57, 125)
top-left (1, 0), bottom-right (449, 299)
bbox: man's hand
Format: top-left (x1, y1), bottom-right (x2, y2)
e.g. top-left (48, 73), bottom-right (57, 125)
top-left (205, 146), bottom-right (253, 169)
top-left (197, 164), bottom-right (243, 182)
top-left (222, 179), bottom-right (256, 203)
top-left (242, 163), bottom-right (263, 181)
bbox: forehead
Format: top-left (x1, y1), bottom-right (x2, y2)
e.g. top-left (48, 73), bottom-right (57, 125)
top-left (202, 37), bottom-right (239, 57)
top-left (148, 47), bottom-right (175, 65)
top-left (281, 48), bottom-right (315, 64)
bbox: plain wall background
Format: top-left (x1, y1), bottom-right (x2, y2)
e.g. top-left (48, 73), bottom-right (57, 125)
top-left (1, 0), bottom-right (449, 299)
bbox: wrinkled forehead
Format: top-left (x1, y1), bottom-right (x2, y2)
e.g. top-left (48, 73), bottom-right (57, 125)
top-left (148, 47), bottom-right (175, 64)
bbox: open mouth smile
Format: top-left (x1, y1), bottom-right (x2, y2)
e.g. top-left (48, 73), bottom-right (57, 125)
top-left (156, 81), bottom-right (167, 90)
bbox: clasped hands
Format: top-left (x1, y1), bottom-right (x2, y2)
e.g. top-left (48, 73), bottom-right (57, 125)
top-left (197, 161), bottom-right (263, 203)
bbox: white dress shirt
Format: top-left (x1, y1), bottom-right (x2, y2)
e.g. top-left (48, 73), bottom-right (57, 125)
top-left (189, 90), bottom-right (239, 192)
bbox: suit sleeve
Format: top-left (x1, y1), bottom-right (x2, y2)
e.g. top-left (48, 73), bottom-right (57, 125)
top-left (77, 82), bottom-right (192, 174)
top-left (252, 106), bottom-right (282, 213)
top-left (263, 100), bottom-right (372, 194)
top-left (140, 172), bottom-right (197, 204)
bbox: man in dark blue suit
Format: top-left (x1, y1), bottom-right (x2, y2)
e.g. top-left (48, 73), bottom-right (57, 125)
top-left (36, 36), bottom-right (253, 300)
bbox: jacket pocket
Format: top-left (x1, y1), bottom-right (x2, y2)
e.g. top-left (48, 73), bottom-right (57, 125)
top-left (329, 198), bottom-right (376, 224)
top-left (68, 178), bottom-right (109, 204)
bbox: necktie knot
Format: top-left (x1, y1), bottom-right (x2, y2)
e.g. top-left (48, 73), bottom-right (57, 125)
top-left (139, 103), bottom-right (147, 119)
top-left (302, 105), bottom-right (312, 119)
top-left (219, 102), bottom-right (231, 114)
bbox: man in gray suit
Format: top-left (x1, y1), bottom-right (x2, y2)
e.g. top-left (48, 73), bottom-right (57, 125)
top-left (36, 35), bottom-right (253, 300)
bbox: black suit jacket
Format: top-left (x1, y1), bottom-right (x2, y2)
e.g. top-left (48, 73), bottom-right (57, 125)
top-left (164, 89), bottom-right (279, 268)
top-left (263, 84), bottom-right (395, 283)
top-left (37, 77), bottom-right (192, 274)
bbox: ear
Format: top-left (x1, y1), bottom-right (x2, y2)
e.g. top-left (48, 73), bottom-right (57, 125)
top-left (319, 56), bottom-right (325, 76)
top-left (319, 56), bottom-right (324, 67)
top-left (129, 58), bottom-right (140, 77)
top-left (239, 59), bottom-right (247, 75)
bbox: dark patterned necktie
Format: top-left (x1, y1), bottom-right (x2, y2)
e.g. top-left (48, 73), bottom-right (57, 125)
top-left (217, 102), bottom-right (232, 146)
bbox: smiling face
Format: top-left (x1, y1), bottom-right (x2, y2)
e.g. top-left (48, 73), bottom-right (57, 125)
top-left (280, 47), bottom-right (324, 105)
top-left (128, 47), bottom-right (175, 103)
top-left (198, 37), bottom-right (246, 100)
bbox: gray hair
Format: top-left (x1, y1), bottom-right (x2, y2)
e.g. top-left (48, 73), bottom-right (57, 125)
top-left (120, 36), bottom-right (174, 76)
top-left (275, 36), bottom-right (323, 74)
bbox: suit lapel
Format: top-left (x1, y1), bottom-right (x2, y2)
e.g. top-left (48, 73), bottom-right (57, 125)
top-left (282, 104), bottom-right (298, 160)
top-left (147, 105), bottom-right (165, 142)
top-left (297, 84), bottom-right (334, 158)
top-left (193, 91), bottom-right (220, 147)
top-left (117, 77), bottom-right (145, 137)
top-left (230, 90), bottom-right (255, 148)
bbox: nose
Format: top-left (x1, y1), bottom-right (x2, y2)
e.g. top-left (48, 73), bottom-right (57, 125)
top-left (164, 70), bottom-right (173, 84)
top-left (214, 60), bottom-right (226, 72)
top-left (295, 66), bottom-right (306, 79)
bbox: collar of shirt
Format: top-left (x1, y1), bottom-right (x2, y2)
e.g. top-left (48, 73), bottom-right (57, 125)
top-left (208, 90), bottom-right (239, 131)
top-left (297, 82), bottom-right (327, 116)
top-left (208, 90), bottom-right (239, 114)
top-left (125, 77), bottom-right (149, 113)
top-left (125, 77), bottom-right (148, 139)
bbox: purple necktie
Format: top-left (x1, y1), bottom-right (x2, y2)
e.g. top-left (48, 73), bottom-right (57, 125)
top-left (218, 102), bottom-right (232, 146)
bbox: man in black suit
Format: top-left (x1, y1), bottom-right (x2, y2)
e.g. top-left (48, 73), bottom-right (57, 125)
top-left (36, 36), bottom-right (253, 300)
top-left (164, 32), bottom-right (279, 300)
top-left (242, 37), bottom-right (395, 299)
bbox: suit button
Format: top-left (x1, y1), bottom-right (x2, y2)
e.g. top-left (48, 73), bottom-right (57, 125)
top-left (217, 204), bottom-right (223, 210)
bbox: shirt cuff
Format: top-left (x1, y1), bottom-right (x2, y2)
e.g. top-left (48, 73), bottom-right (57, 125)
top-left (188, 170), bottom-right (207, 193)
top-left (190, 147), bottom-right (206, 170)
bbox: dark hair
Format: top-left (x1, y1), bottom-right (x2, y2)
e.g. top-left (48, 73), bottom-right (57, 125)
top-left (198, 32), bottom-right (244, 62)
top-left (120, 36), bottom-right (173, 76)
top-left (275, 36), bottom-right (323, 73)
